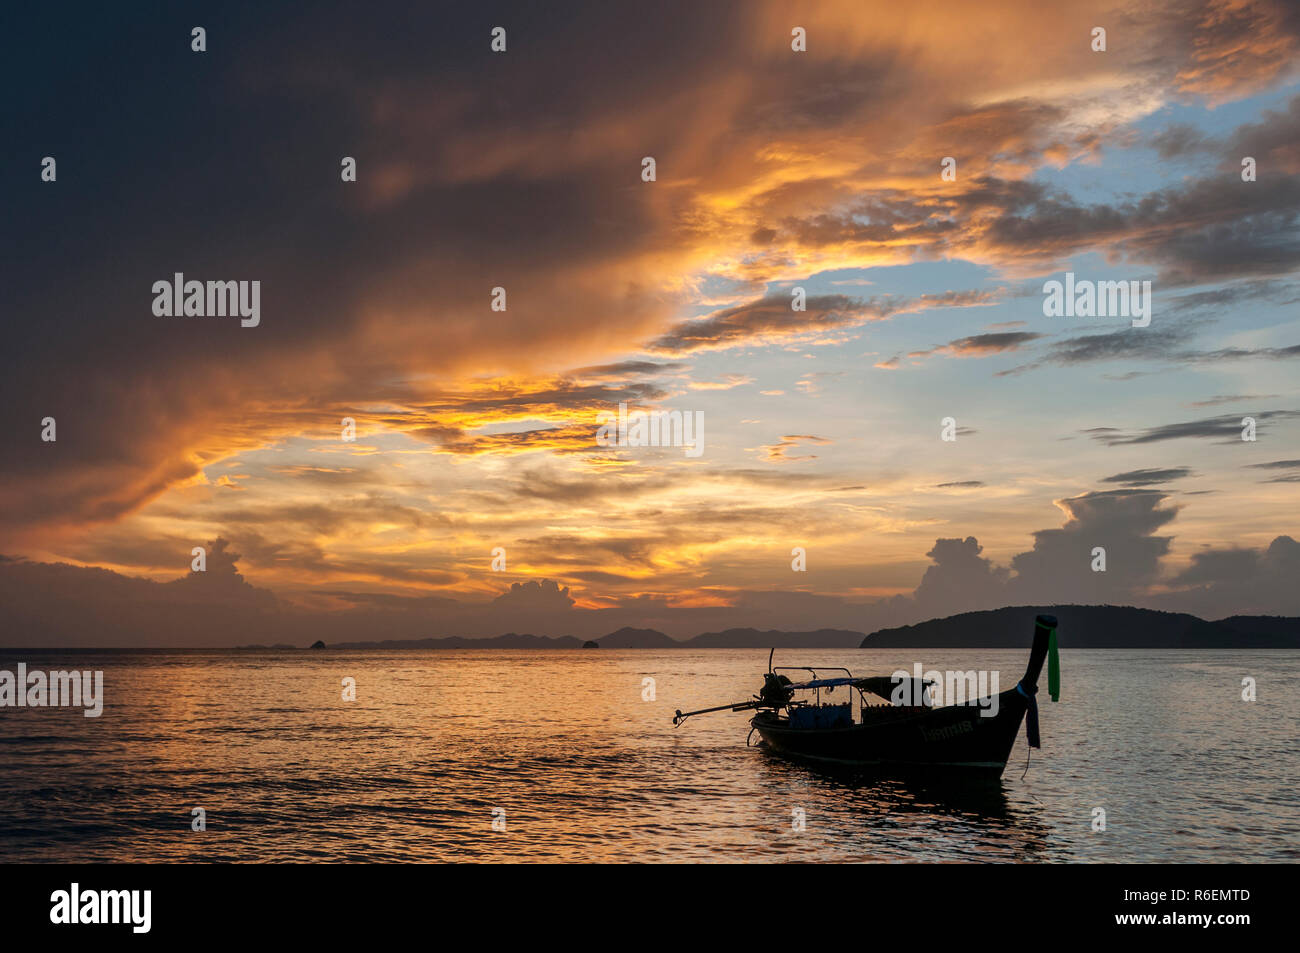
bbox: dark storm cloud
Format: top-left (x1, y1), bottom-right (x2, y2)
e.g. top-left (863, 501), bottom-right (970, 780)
top-left (1167, 280), bottom-right (1299, 314)
top-left (1188, 393), bottom-right (1280, 407)
top-left (1192, 344), bottom-right (1300, 362)
top-left (1002, 307), bottom-right (1299, 376)
top-left (483, 465), bottom-right (845, 509)
top-left (565, 361), bottom-right (690, 380)
top-left (0, 2), bottom-right (724, 536)
top-left (1165, 535), bottom-right (1300, 616)
top-left (904, 330), bottom-right (1045, 363)
top-left (943, 331), bottom-right (1044, 353)
top-left (905, 495), bottom-right (1177, 611)
top-left (1150, 122), bottom-right (1213, 158)
top-left (1222, 93), bottom-right (1300, 174)
top-left (975, 91), bottom-right (1300, 282)
top-left (401, 381), bottom-right (671, 418)
top-left (1100, 467), bottom-right (1196, 486)
top-left (1005, 490), bottom-right (1179, 603)
top-left (898, 490), bottom-right (1211, 616)
top-left (650, 290), bottom-right (999, 353)
top-left (491, 580), bottom-right (575, 611)
top-left (910, 537), bottom-right (1010, 619)
top-left (1245, 459), bottom-right (1300, 482)
top-left (1085, 411), bottom-right (1300, 445)
top-left (649, 294), bottom-right (890, 353)
top-left (1244, 459), bottom-right (1300, 469)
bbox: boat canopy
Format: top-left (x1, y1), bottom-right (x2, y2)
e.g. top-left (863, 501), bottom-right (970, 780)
top-left (856, 676), bottom-right (935, 702)
top-left (784, 676), bottom-right (859, 691)
top-left (782, 675), bottom-right (935, 702)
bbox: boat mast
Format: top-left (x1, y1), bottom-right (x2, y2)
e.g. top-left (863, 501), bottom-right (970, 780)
top-left (1021, 614), bottom-right (1057, 689)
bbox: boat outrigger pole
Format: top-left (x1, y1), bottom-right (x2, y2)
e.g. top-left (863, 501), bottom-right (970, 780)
top-left (673, 651), bottom-right (795, 726)
top-left (672, 698), bottom-right (766, 726)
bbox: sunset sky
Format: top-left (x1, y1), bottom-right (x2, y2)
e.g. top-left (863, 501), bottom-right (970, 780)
top-left (3, 1), bottom-right (1299, 643)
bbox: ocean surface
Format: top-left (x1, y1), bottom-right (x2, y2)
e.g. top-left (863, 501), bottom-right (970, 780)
top-left (1, 648), bottom-right (1296, 863)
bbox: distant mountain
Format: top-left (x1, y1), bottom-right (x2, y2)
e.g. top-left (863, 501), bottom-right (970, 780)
top-left (326, 632), bottom-right (585, 649)
top-left (304, 626), bottom-right (865, 650)
top-left (245, 607), bottom-right (1299, 650)
top-left (688, 627), bottom-right (864, 648)
top-left (597, 627), bottom-right (679, 648)
top-left (860, 605), bottom-right (1300, 648)
top-left (1217, 616), bottom-right (1300, 643)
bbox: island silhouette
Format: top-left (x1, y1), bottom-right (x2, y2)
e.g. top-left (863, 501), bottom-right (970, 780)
top-left (269, 607), bottom-right (1297, 651)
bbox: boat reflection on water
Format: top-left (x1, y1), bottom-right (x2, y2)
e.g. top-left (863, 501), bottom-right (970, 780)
top-left (753, 749), bottom-right (1057, 860)
top-left (756, 742), bottom-right (1014, 817)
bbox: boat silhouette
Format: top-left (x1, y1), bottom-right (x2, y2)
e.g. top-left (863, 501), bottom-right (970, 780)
top-left (674, 615), bottom-right (1060, 778)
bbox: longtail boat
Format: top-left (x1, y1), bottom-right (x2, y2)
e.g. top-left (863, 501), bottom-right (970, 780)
top-left (673, 614), bottom-right (1060, 777)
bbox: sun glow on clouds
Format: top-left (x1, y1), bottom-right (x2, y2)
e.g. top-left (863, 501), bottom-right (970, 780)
top-left (4, 0), bottom-right (1299, 618)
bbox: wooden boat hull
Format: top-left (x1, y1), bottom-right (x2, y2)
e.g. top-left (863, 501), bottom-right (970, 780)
top-left (751, 685), bottom-right (1029, 776)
